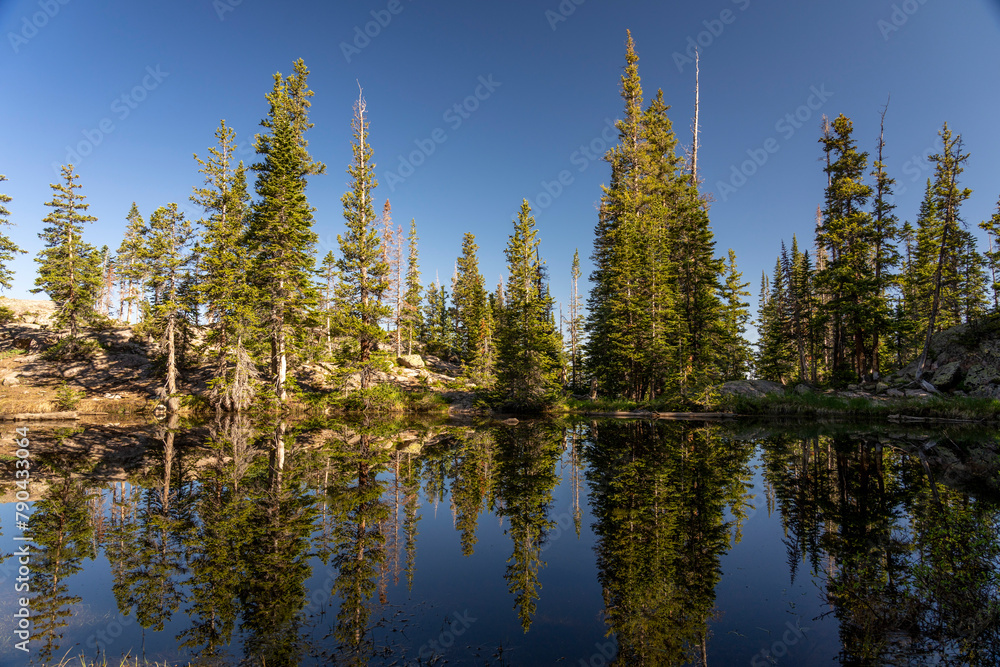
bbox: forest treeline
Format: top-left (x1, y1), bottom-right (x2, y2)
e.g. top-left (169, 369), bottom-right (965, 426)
top-left (2, 33), bottom-right (999, 412)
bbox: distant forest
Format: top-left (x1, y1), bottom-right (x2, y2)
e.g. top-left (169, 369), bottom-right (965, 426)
top-left (2, 32), bottom-right (999, 411)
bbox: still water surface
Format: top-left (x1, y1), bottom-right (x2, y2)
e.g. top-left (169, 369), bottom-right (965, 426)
top-left (1, 417), bottom-right (998, 666)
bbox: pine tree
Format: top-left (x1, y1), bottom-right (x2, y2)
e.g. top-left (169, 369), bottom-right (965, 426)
top-left (33, 165), bottom-right (101, 339)
top-left (193, 120), bottom-right (260, 411)
top-left (870, 102), bottom-right (901, 377)
top-left (915, 124), bottom-right (973, 378)
top-left (719, 249), bottom-right (753, 380)
top-left (815, 114), bottom-right (877, 383)
top-left (337, 87), bottom-right (391, 392)
top-left (586, 31), bottom-right (650, 400)
top-left (0, 175), bottom-right (26, 291)
top-left (586, 31), bottom-right (724, 402)
top-left (756, 259), bottom-right (795, 383)
top-left (422, 278), bottom-right (454, 357)
top-left (318, 251), bottom-right (339, 357)
top-left (567, 249), bottom-right (585, 391)
top-left (978, 195), bottom-right (1000, 311)
top-left (248, 60), bottom-right (324, 403)
top-left (96, 245), bottom-right (115, 317)
top-left (146, 204), bottom-right (195, 412)
top-left (379, 201), bottom-right (404, 356)
top-left (401, 219), bottom-right (422, 355)
top-left (494, 201), bottom-right (562, 411)
top-left (452, 232), bottom-right (488, 363)
top-left (117, 203), bottom-right (147, 323)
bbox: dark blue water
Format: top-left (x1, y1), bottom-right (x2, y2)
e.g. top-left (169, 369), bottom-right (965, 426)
top-left (1, 419), bottom-right (997, 665)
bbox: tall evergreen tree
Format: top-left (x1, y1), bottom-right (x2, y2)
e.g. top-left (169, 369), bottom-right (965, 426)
top-left (193, 120), bottom-right (260, 411)
top-left (0, 175), bottom-right (26, 291)
top-left (978, 195), bottom-right (1000, 311)
top-left (379, 200), bottom-right (404, 356)
top-left (586, 31), bottom-right (724, 402)
top-left (755, 259), bottom-right (795, 383)
top-left (494, 201), bottom-right (562, 411)
top-left (567, 249), bottom-right (585, 391)
top-left (870, 103), bottom-right (901, 377)
top-left (452, 232), bottom-right (488, 362)
top-left (33, 165), bottom-right (101, 339)
top-left (146, 204), bottom-right (195, 412)
top-left (117, 203), bottom-right (147, 323)
top-left (337, 87), bottom-right (391, 391)
top-left (586, 31), bottom-right (650, 400)
top-left (815, 114), bottom-right (877, 382)
top-left (915, 124), bottom-right (973, 378)
top-left (401, 219), bottom-right (422, 355)
top-left (249, 59), bottom-right (324, 403)
top-left (719, 249), bottom-right (753, 381)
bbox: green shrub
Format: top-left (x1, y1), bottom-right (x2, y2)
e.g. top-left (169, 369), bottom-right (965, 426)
top-left (0, 305), bottom-right (15, 323)
top-left (87, 313), bottom-right (118, 331)
top-left (55, 382), bottom-right (84, 410)
top-left (42, 337), bottom-right (101, 361)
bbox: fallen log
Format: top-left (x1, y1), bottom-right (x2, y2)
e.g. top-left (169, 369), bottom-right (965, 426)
top-left (0, 411), bottom-right (79, 421)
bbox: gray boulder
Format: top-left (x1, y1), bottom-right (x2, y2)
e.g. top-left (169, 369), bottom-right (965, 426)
top-left (397, 355), bottom-right (426, 370)
top-left (719, 380), bottom-right (785, 399)
top-left (930, 361), bottom-right (962, 389)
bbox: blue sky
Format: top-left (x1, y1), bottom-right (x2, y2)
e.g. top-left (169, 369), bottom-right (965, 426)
top-left (1, 0), bottom-right (999, 332)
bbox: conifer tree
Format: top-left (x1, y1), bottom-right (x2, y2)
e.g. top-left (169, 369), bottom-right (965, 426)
top-left (249, 60), bottom-right (324, 403)
top-left (586, 31), bottom-right (650, 400)
top-left (587, 31), bottom-right (724, 402)
top-left (96, 245), bottom-right (114, 317)
top-left (318, 251), bottom-right (339, 357)
top-left (193, 120), bottom-right (260, 411)
top-left (755, 259), bottom-right (795, 383)
top-left (915, 124), bottom-right (973, 378)
top-left (379, 201), bottom-right (404, 356)
top-left (718, 249), bottom-right (753, 380)
top-left (146, 204), bottom-right (195, 412)
top-left (117, 203), bottom-right (147, 323)
top-left (401, 219), bottom-right (422, 355)
top-left (33, 165), bottom-right (101, 339)
top-left (815, 114), bottom-right (876, 382)
top-left (0, 175), bottom-right (26, 291)
top-left (452, 232), bottom-right (487, 361)
top-left (337, 87), bottom-right (390, 390)
top-left (494, 201), bottom-right (562, 411)
top-left (567, 249), bottom-right (585, 391)
top-left (870, 103), bottom-right (901, 376)
top-left (978, 195), bottom-right (1000, 311)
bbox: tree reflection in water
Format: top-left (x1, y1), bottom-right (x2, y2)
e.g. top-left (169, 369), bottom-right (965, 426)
top-left (5, 418), bottom-right (999, 665)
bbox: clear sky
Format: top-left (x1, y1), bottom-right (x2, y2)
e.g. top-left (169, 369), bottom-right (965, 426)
top-left (2, 0), bottom-right (999, 333)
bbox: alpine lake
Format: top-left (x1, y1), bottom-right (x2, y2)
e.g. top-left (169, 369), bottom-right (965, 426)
top-left (1, 414), bottom-right (998, 666)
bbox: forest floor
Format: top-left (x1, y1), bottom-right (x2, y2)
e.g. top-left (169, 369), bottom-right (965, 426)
top-left (0, 297), bottom-right (474, 421)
